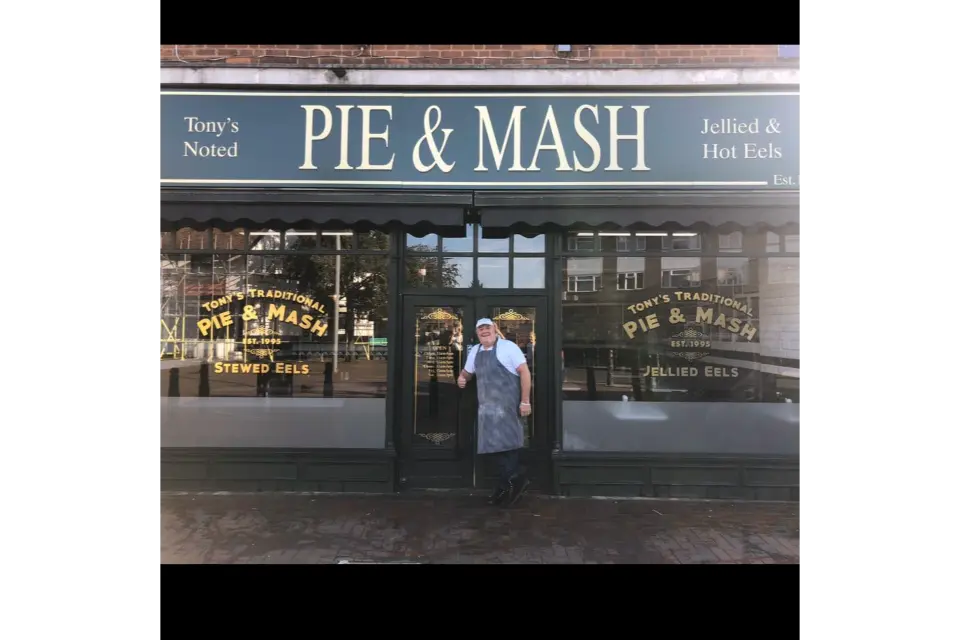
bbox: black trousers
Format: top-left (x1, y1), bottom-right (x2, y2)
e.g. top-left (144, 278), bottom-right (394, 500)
top-left (493, 448), bottom-right (523, 488)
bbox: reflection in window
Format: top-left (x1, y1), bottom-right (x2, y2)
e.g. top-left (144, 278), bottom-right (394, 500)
top-left (404, 225), bottom-right (546, 290)
top-left (442, 257), bottom-right (474, 288)
top-left (566, 233), bottom-right (597, 252)
top-left (514, 235), bottom-right (545, 253)
top-left (213, 229), bottom-right (245, 250)
top-left (406, 233), bottom-right (439, 252)
top-left (441, 227), bottom-right (474, 253)
top-left (760, 258), bottom-right (799, 402)
top-left (565, 257), bottom-right (603, 293)
top-left (616, 257), bottom-right (645, 291)
top-left (719, 232), bottom-right (743, 252)
top-left (283, 231), bottom-right (317, 250)
top-left (668, 233), bottom-right (701, 251)
top-left (560, 251), bottom-right (799, 404)
top-left (161, 233), bottom-right (390, 400)
top-left (514, 258), bottom-right (545, 288)
top-left (661, 257), bottom-right (701, 288)
top-left (249, 230), bottom-right (282, 251)
top-left (717, 257), bottom-right (755, 287)
top-left (162, 228), bottom-right (209, 251)
top-left (766, 257), bottom-right (799, 284)
top-left (404, 253), bottom-right (464, 289)
top-left (478, 226), bottom-right (509, 253)
top-left (766, 232), bottom-right (781, 253)
top-left (478, 257), bottom-right (509, 288)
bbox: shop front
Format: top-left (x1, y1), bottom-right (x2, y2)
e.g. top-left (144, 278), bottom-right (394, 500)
top-left (160, 88), bottom-right (799, 499)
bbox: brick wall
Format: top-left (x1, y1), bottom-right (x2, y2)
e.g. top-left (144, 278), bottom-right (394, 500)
top-left (160, 45), bottom-right (796, 68)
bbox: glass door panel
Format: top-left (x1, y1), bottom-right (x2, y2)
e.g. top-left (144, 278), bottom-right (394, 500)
top-left (412, 305), bottom-right (466, 448)
top-left (487, 305), bottom-right (538, 446)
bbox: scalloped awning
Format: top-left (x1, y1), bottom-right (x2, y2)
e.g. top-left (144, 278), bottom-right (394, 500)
top-left (161, 188), bottom-right (469, 231)
top-left (474, 190), bottom-right (799, 232)
top-left (162, 188), bottom-right (799, 232)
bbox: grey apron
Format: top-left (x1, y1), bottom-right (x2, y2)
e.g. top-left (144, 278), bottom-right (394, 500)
top-left (474, 339), bottom-right (525, 454)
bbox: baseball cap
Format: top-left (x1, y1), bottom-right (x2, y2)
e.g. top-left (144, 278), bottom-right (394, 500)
top-left (475, 318), bottom-right (493, 328)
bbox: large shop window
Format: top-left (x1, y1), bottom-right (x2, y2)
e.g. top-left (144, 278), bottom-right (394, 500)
top-left (160, 228), bottom-right (391, 448)
top-left (559, 229), bottom-right (800, 455)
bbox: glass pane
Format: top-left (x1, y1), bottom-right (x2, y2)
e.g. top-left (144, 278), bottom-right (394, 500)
top-left (318, 231), bottom-right (353, 250)
top-left (717, 257), bottom-right (755, 287)
top-left (441, 226), bottom-right (474, 252)
top-left (413, 306), bottom-right (466, 446)
top-left (407, 233), bottom-right (439, 252)
top-left (514, 234), bottom-right (545, 253)
top-left (719, 231), bottom-right (744, 252)
top-left (283, 231), bottom-right (317, 250)
top-left (762, 258), bottom-right (800, 403)
top-left (668, 233), bottom-right (701, 251)
top-left (489, 306), bottom-right (537, 445)
top-left (405, 257), bottom-right (439, 288)
top-left (357, 230), bottom-right (390, 251)
top-left (560, 254), bottom-right (765, 403)
top-left (478, 226), bottom-right (509, 253)
top-left (784, 234), bottom-right (800, 252)
top-left (212, 229), bottom-right (245, 250)
top-left (162, 228), bottom-right (208, 251)
top-left (442, 257), bottom-right (474, 288)
top-left (248, 230), bottom-right (282, 251)
top-left (766, 232), bottom-right (781, 253)
top-left (661, 257), bottom-right (701, 288)
top-left (565, 232), bottom-right (598, 252)
top-left (598, 232), bottom-right (632, 252)
top-left (161, 251), bottom-right (390, 400)
top-left (477, 257), bottom-right (509, 288)
top-left (513, 258), bottom-right (545, 288)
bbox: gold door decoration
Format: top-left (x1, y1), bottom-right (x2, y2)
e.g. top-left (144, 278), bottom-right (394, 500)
top-left (491, 307), bottom-right (536, 443)
top-left (414, 307), bottom-right (463, 444)
top-left (492, 309), bottom-right (530, 322)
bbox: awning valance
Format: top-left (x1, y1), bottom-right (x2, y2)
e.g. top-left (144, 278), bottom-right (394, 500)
top-left (475, 190), bottom-right (799, 232)
top-left (161, 188), bottom-right (470, 232)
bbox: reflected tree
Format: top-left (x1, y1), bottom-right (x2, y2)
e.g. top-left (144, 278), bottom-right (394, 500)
top-left (280, 234), bottom-right (462, 348)
top-left (405, 243), bottom-right (463, 288)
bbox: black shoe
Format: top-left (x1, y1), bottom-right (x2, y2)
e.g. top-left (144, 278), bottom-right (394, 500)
top-left (487, 487), bottom-right (508, 505)
top-left (504, 476), bottom-right (531, 507)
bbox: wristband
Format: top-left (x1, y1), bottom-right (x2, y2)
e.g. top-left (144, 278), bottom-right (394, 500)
top-left (520, 402), bottom-right (531, 406)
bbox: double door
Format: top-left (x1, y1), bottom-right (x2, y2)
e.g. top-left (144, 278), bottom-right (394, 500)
top-left (397, 295), bottom-right (550, 491)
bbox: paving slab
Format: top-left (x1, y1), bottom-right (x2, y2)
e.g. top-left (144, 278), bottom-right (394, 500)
top-left (161, 492), bottom-right (800, 564)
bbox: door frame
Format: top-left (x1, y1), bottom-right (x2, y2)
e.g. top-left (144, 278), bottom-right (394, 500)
top-left (396, 293), bottom-right (551, 491)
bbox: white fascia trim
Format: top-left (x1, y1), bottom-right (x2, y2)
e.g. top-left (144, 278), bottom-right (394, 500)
top-left (160, 66), bottom-right (799, 88)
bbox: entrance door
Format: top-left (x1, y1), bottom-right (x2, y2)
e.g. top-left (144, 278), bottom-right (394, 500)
top-left (474, 297), bottom-right (550, 491)
top-left (397, 295), bottom-right (549, 490)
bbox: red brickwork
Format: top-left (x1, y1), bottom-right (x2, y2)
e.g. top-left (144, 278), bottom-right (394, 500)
top-left (160, 44), bottom-right (795, 68)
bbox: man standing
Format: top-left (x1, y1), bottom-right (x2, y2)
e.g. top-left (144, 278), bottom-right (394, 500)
top-left (458, 318), bottom-right (532, 506)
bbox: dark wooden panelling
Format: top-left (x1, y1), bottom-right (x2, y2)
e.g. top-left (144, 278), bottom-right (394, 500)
top-left (161, 448), bottom-right (396, 493)
top-left (554, 453), bottom-right (799, 501)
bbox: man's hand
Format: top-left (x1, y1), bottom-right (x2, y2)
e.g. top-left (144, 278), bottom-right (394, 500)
top-left (457, 374), bottom-right (468, 389)
top-left (519, 402), bottom-right (532, 417)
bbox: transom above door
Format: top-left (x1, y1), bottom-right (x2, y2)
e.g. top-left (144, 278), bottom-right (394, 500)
top-left (404, 224), bottom-right (548, 291)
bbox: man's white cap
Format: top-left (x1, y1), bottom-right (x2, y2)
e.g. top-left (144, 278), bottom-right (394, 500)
top-left (475, 318), bottom-right (494, 328)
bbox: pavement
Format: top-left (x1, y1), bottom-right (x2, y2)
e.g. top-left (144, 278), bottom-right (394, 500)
top-left (161, 491), bottom-right (799, 564)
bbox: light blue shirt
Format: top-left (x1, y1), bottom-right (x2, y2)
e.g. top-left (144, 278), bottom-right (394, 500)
top-left (463, 339), bottom-right (527, 377)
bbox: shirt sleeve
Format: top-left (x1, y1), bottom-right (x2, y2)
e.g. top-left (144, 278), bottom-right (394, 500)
top-left (503, 341), bottom-right (529, 372)
top-left (463, 345), bottom-right (477, 374)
